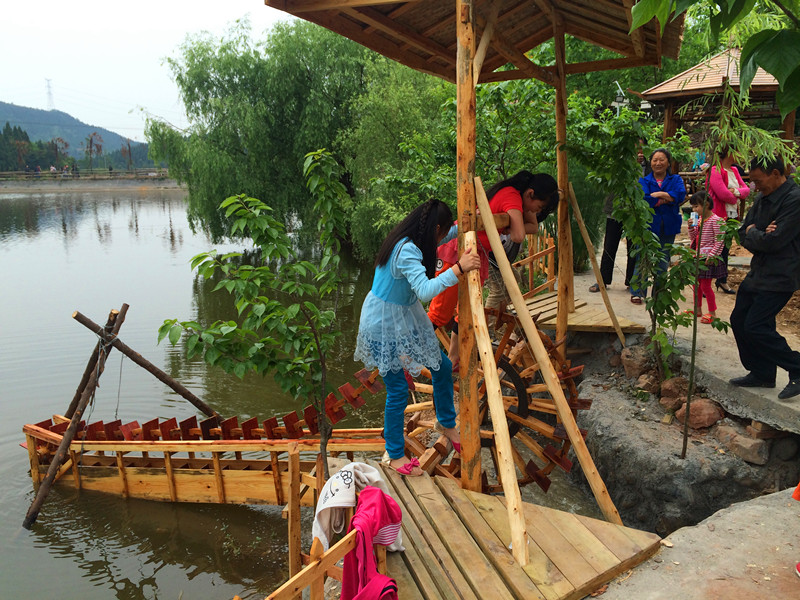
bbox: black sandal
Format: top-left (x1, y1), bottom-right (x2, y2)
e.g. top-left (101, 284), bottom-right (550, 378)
top-left (588, 283), bottom-right (604, 293)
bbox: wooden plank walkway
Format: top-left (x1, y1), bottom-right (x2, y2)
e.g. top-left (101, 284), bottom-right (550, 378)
top-left (377, 464), bottom-right (660, 600)
top-left (515, 292), bottom-right (646, 334)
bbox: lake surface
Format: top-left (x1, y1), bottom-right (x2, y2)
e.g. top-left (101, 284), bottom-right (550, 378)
top-left (0, 187), bottom-right (598, 599)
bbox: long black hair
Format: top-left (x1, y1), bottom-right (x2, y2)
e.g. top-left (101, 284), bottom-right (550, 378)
top-left (486, 170), bottom-right (559, 221)
top-left (375, 198), bottom-right (454, 278)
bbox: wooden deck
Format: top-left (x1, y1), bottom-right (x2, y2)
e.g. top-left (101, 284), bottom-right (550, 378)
top-left (379, 464), bottom-right (661, 600)
top-left (515, 292), bottom-right (646, 335)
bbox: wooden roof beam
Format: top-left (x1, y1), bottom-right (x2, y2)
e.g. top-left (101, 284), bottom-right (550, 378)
top-left (622, 0), bottom-right (646, 57)
top-left (474, 1), bottom-right (502, 84)
top-left (480, 24), bottom-right (552, 75)
top-left (266, 0), bottom-right (421, 13)
top-left (565, 55), bottom-right (654, 74)
top-left (297, 10), bottom-right (454, 82)
top-left (566, 19), bottom-right (635, 57)
top-left (476, 15), bottom-right (554, 85)
top-left (344, 6), bottom-right (456, 66)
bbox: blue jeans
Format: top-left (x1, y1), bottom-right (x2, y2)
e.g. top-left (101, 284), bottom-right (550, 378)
top-left (630, 232), bottom-right (675, 298)
top-left (382, 349), bottom-right (456, 460)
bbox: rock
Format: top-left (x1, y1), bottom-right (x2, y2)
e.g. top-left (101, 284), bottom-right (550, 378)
top-left (675, 398), bottom-right (725, 430)
top-left (772, 437), bottom-right (799, 461)
top-left (636, 373), bottom-right (660, 393)
top-left (713, 424), bottom-right (739, 446)
top-left (661, 376), bottom-right (689, 400)
top-left (609, 354), bottom-right (622, 367)
top-left (660, 394), bottom-right (686, 412)
top-left (728, 436), bottom-right (770, 465)
top-left (621, 346), bottom-right (650, 379)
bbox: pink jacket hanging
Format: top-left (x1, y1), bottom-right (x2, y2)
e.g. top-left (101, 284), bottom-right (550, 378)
top-left (341, 486), bottom-right (402, 600)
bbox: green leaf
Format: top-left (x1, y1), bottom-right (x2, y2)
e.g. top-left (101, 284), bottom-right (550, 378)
top-left (754, 30), bottom-right (800, 87)
top-left (157, 320), bottom-right (176, 344)
top-left (168, 323), bottom-right (183, 345)
top-left (776, 67), bottom-right (800, 120)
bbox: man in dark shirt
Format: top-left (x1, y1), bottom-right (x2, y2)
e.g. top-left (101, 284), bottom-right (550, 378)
top-left (730, 155), bottom-right (800, 400)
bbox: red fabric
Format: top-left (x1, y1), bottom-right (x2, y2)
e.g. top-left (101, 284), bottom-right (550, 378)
top-left (693, 279), bottom-right (717, 313)
top-left (428, 186), bottom-right (519, 325)
top-left (341, 487), bottom-right (402, 600)
top-left (427, 260), bottom-right (458, 327)
top-left (793, 481), bottom-right (800, 501)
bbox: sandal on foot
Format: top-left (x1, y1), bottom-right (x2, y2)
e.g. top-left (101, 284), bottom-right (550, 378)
top-left (434, 421), bottom-right (461, 454)
top-left (630, 296), bottom-right (643, 304)
top-left (388, 457), bottom-right (422, 476)
top-left (701, 314), bottom-right (714, 324)
top-left (588, 283), bottom-right (605, 293)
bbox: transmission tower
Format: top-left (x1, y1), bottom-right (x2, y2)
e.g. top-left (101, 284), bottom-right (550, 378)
top-left (45, 79), bottom-right (55, 111)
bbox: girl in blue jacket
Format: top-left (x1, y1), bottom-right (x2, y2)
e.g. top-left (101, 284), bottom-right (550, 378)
top-left (354, 199), bottom-right (480, 476)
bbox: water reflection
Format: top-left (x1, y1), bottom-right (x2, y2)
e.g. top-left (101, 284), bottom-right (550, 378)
top-left (0, 189), bottom-right (375, 599)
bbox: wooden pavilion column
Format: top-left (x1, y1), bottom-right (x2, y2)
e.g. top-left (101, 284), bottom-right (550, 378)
top-left (456, 0), bottom-right (481, 492)
top-left (553, 14), bottom-right (572, 363)
top-left (782, 109), bottom-right (796, 144)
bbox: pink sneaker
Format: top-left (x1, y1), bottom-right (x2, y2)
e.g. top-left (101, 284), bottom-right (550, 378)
top-left (796, 562), bottom-right (800, 578)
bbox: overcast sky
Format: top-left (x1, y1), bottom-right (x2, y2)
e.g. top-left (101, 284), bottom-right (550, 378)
top-left (2, 1), bottom-right (291, 142)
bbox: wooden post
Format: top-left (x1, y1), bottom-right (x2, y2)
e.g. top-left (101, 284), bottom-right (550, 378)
top-left (568, 183), bottom-right (626, 346)
top-left (66, 307), bottom-right (125, 418)
top-left (457, 0), bottom-right (481, 492)
top-left (308, 537), bottom-right (325, 600)
top-left (72, 311), bottom-right (220, 420)
top-left (553, 14), bottom-right (573, 365)
top-left (23, 305), bottom-right (128, 528)
top-left (782, 109), bottom-right (796, 143)
top-left (25, 434), bottom-right (41, 490)
top-left (288, 443), bottom-right (302, 598)
top-left (476, 177), bottom-right (623, 525)
top-left (465, 230), bottom-right (529, 565)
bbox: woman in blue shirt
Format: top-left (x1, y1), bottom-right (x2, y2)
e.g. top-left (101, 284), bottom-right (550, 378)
top-left (354, 199), bottom-right (480, 476)
top-left (630, 148), bottom-right (687, 303)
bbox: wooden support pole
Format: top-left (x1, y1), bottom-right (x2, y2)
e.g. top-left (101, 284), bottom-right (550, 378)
top-left (473, 0), bottom-right (500, 84)
top-left (25, 434), bottom-right (41, 490)
top-left (213, 452), bottom-right (226, 503)
top-left (567, 183), bottom-right (626, 346)
top-left (23, 305), bottom-right (128, 529)
top-left (456, 0), bottom-right (482, 493)
top-left (476, 177), bottom-right (623, 525)
top-left (464, 230), bottom-right (529, 566)
top-left (66, 307), bottom-right (126, 418)
top-left (308, 538), bottom-right (325, 600)
top-left (782, 109), bottom-right (796, 143)
top-left (553, 14), bottom-right (573, 365)
top-left (72, 311), bottom-right (220, 420)
top-left (288, 442), bottom-right (302, 588)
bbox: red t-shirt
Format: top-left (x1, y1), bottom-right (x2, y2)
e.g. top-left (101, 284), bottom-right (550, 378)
top-left (476, 186), bottom-right (523, 251)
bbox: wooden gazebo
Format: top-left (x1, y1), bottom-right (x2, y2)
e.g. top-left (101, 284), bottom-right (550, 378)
top-left (264, 0), bottom-right (685, 563)
top-left (642, 47), bottom-right (797, 143)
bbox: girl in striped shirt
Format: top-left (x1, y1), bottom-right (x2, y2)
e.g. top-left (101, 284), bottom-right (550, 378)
top-left (688, 191), bottom-right (726, 324)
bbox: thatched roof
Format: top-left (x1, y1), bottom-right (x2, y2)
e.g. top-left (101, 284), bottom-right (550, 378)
top-left (264, 1), bottom-right (685, 84)
top-left (642, 48), bottom-right (778, 100)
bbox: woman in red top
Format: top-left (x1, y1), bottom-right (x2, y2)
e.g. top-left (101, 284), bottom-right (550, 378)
top-left (706, 147), bottom-right (750, 294)
top-left (427, 170), bottom-right (559, 365)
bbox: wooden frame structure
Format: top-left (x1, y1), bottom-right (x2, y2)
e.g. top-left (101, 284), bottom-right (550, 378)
top-left (264, 0), bottom-right (684, 497)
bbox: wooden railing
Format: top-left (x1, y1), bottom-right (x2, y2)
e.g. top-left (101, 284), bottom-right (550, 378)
top-left (0, 168), bottom-right (170, 181)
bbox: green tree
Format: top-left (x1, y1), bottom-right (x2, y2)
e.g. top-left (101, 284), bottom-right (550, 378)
top-left (158, 150), bottom-right (348, 476)
top-left (147, 19), bottom-right (373, 239)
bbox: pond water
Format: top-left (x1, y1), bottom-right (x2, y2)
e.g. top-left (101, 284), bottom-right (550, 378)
top-left (0, 187), bottom-right (597, 599)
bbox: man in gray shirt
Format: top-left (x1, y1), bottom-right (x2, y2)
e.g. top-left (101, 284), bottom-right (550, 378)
top-left (729, 155), bottom-right (800, 400)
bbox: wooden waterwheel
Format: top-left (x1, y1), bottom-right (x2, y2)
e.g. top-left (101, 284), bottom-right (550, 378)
top-left (405, 306), bottom-right (590, 494)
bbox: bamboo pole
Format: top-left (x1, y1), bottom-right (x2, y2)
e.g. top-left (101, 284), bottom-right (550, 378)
top-left (553, 15), bottom-right (573, 365)
top-left (567, 183), bottom-right (626, 346)
top-left (475, 177), bottom-right (623, 524)
top-left (66, 307), bottom-right (125, 418)
top-left (72, 311), bottom-right (220, 420)
top-left (456, 0), bottom-right (481, 492)
top-left (23, 306), bottom-right (127, 528)
top-left (464, 230), bottom-right (529, 565)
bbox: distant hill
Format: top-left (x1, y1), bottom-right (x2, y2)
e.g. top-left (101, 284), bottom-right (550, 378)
top-left (0, 101), bottom-right (143, 159)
